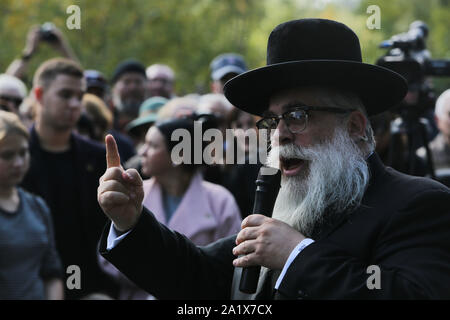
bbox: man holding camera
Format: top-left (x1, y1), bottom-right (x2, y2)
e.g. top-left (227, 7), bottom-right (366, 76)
top-left (6, 24), bottom-right (79, 81)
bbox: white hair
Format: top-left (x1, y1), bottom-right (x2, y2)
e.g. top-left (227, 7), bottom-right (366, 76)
top-left (435, 89), bottom-right (450, 119)
top-left (197, 93), bottom-right (233, 116)
top-left (267, 124), bottom-right (370, 237)
top-left (146, 64), bottom-right (175, 81)
top-left (0, 74), bottom-right (28, 98)
top-left (311, 86), bottom-right (375, 155)
top-left (157, 95), bottom-right (198, 121)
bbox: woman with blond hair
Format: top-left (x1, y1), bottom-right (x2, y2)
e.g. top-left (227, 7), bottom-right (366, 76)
top-left (0, 111), bottom-right (63, 299)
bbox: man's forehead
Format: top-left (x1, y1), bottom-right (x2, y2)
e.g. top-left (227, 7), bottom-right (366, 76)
top-left (264, 100), bottom-right (309, 116)
top-left (267, 88), bottom-right (319, 114)
top-left (49, 74), bottom-right (85, 90)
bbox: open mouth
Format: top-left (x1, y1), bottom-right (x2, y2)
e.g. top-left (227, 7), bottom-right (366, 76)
top-left (280, 157), bottom-right (305, 177)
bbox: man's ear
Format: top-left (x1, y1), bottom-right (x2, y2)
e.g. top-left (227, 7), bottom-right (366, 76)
top-left (347, 110), bottom-right (367, 140)
top-left (34, 86), bottom-right (44, 103)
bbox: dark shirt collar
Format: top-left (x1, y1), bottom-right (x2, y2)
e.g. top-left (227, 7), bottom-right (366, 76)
top-left (29, 125), bottom-right (76, 153)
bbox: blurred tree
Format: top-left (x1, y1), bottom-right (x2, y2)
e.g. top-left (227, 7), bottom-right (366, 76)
top-left (0, 0), bottom-right (265, 94)
top-left (0, 0), bottom-right (448, 95)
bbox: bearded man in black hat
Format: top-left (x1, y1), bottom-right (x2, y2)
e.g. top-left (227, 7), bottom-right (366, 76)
top-left (97, 19), bottom-right (450, 299)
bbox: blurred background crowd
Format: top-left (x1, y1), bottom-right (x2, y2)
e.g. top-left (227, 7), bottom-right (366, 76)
top-left (0, 0), bottom-right (448, 300)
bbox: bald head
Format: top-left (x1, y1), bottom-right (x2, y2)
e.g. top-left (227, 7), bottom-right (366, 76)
top-left (435, 89), bottom-right (450, 141)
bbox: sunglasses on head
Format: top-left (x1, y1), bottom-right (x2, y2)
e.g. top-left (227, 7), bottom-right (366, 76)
top-left (0, 95), bottom-right (23, 107)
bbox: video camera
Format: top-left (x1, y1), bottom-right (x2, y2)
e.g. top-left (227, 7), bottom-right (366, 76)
top-left (376, 21), bottom-right (450, 116)
top-left (375, 21), bottom-right (450, 178)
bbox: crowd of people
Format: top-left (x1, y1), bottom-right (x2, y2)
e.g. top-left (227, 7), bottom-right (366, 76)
top-left (0, 19), bottom-right (449, 300)
top-left (0, 24), bottom-right (261, 300)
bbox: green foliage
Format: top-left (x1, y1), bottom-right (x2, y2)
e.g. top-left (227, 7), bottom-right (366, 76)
top-left (0, 0), bottom-right (449, 94)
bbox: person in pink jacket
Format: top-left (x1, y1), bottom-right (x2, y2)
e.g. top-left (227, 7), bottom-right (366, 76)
top-left (100, 117), bottom-right (242, 299)
top-left (141, 118), bottom-right (242, 245)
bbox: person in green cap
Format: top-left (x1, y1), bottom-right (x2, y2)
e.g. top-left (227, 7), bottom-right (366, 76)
top-left (124, 96), bottom-right (168, 178)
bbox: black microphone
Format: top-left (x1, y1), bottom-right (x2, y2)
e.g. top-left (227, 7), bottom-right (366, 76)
top-left (239, 166), bottom-right (281, 294)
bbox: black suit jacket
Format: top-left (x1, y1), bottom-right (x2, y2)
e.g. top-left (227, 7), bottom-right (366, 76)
top-left (22, 127), bottom-right (118, 299)
top-left (99, 153), bottom-right (450, 299)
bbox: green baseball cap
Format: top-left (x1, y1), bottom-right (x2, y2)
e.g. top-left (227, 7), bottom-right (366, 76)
top-left (125, 96), bottom-right (168, 133)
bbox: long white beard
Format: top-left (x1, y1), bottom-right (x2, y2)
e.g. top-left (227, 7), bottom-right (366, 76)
top-left (266, 126), bottom-right (370, 237)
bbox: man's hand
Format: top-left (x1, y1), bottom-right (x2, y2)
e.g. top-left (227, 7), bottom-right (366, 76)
top-left (98, 135), bottom-right (144, 232)
top-left (45, 26), bottom-right (80, 62)
top-left (232, 214), bottom-right (306, 270)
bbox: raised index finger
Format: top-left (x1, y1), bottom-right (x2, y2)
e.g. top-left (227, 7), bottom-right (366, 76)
top-left (105, 134), bottom-right (121, 168)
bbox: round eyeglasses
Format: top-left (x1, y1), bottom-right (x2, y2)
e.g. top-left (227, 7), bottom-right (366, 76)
top-left (256, 106), bottom-right (356, 134)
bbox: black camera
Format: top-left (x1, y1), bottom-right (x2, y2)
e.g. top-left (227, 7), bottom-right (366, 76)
top-left (375, 21), bottom-right (450, 178)
top-left (377, 21), bottom-right (450, 89)
top-left (377, 21), bottom-right (450, 116)
top-left (40, 22), bottom-right (58, 43)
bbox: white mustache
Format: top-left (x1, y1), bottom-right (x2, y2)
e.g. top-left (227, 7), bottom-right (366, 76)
top-left (270, 126), bottom-right (370, 236)
top-left (267, 143), bottom-right (318, 169)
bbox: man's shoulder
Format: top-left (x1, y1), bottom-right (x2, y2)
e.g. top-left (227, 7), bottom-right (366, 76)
top-left (72, 133), bottom-right (106, 154)
top-left (373, 166), bottom-right (449, 208)
top-left (387, 166), bottom-right (447, 188)
top-left (368, 153), bottom-right (446, 198)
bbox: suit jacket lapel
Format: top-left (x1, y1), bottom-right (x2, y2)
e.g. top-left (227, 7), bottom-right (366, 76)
top-left (27, 127), bottom-right (50, 198)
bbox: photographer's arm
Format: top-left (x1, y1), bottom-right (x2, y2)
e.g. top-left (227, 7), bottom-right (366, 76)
top-left (6, 25), bottom-right (79, 80)
top-left (6, 26), bottom-right (41, 80)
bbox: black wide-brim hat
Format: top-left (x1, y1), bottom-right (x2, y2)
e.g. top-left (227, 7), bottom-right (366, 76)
top-left (224, 19), bottom-right (408, 117)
